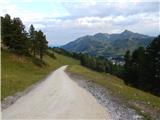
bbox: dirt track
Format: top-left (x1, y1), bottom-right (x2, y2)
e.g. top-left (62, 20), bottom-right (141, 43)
top-left (2, 65), bottom-right (111, 119)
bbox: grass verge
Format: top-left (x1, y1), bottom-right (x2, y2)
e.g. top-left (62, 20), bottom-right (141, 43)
top-left (1, 50), bottom-right (79, 100)
top-left (67, 65), bottom-right (160, 120)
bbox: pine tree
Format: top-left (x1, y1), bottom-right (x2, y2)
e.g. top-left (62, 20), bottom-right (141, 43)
top-left (1, 14), bottom-right (13, 47)
top-left (131, 47), bottom-right (146, 86)
top-left (124, 50), bottom-right (132, 84)
top-left (29, 24), bottom-right (36, 56)
top-left (35, 30), bottom-right (48, 60)
top-left (11, 17), bottom-right (28, 55)
top-left (146, 35), bottom-right (160, 91)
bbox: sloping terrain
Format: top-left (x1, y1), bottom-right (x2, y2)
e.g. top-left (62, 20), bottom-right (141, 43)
top-left (1, 50), bottom-right (79, 100)
top-left (67, 65), bottom-right (160, 119)
top-left (62, 30), bottom-right (154, 56)
top-left (2, 66), bottom-right (110, 119)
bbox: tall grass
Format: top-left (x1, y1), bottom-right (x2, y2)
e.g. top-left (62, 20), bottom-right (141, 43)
top-left (1, 50), bottom-right (79, 99)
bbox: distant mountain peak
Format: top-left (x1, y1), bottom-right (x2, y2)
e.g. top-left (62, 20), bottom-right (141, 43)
top-left (62, 30), bottom-right (154, 57)
top-left (93, 33), bottom-right (110, 40)
top-left (122, 29), bottom-right (133, 34)
top-left (94, 33), bottom-right (109, 36)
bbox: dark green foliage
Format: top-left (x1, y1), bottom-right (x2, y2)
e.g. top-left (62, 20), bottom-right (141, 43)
top-left (55, 35), bottom-right (160, 96)
top-left (146, 35), bottom-right (160, 93)
top-left (131, 47), bottom-right (146, 85)
top-left (32, 57), bottom-right (46, 67)
top-left (11, 18), bottom-right (29, 55)
top-left (124, 36), bottom-right (160, 96)
top-left (29, 24), bottom-right (36, 56)
top-left (1, 14), bottom-right (13, 47)
top-left (53, 47), bottom-right (123, 76)
top-left (53, 47), bottom-right (75, 58)
top-left (124, 48), bottom-right (146, 86)
top-left (1, 15), bottom-right (29, 55)
top-left (124, 50), bottom-right (132, 84)
top-left (46, 51), bottom-right (56, 59)
top-left (1, 14), bottom-right (48, 61)
top-left (35, 30), bottom-right (48, 60)
top-left (95, 58), bottom-right (106, 72)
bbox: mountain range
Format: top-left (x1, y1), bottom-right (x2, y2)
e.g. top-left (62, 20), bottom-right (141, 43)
top-left (62, 30), bottom-right (154, 57)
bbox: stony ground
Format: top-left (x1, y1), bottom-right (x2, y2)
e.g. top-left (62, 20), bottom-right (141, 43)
top-left (67, 72), bottom-right (144, 120)
top-left (2, 66), bottom-right (110, 119)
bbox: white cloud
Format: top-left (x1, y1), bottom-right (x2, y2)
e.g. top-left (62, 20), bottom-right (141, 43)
top-left (34, 24), bottom-right (46, 29)
top-left (0, 0), bottom-right (159, 46)
top-left (0, 0), bottom-right (70, 23)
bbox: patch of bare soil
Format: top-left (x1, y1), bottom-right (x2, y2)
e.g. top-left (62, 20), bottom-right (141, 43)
top-left (10, 54), bottom-right (27, 63)
top-left (130, 101), bottom-right (160, 120)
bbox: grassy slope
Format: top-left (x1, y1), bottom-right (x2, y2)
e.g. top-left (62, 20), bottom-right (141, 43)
top-left (67, 65), bottom-right (160, 119)
top-left (1, 50), bottom-right (79, 100)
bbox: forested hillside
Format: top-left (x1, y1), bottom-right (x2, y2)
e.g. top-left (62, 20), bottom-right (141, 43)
top-left (124, 36), bottom-right (160, 95)
top-left (1, 14), bottom-right (80, 99)
top-left (55, 35), bottom-right (160, 96)
top-left (62, 30), bottom-right (154, 57)
top-left (1, 14), bottom-right (47, 60)
top-left (1, 50), bottom-right (79, 100)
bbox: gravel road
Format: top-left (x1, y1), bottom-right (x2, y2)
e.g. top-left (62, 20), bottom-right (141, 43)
top-left (2, 65), bottom-right (111, 119)
top-left (67, 72), bottom-right (143, 120)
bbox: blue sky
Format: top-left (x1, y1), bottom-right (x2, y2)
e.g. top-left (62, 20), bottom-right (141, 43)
top-left (1, 0), bottom-right (160, 46)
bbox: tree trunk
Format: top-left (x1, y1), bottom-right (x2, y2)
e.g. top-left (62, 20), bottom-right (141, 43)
top-left (40, 51), bottom-right (43, 61)
top-left (33, 48), bottom-right (35, 57)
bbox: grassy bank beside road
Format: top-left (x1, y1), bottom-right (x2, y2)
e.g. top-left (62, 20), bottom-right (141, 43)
top-left (67, 65), bottom-right (160, 119)
top-left (1, 50), bottom-right (79, 100)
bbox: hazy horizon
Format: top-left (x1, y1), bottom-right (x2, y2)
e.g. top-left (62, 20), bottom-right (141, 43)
top-left (1, 0), bottom-right (159, 46)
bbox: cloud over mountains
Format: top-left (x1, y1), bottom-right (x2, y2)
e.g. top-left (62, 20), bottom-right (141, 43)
top-left (0, 0), bottom-right (159, 46)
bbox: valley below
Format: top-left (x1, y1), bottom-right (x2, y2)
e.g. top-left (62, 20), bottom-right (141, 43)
top-left (2, 41), bottom-right (160, 120)
top-left (1, 2), bottom-right (160, 120)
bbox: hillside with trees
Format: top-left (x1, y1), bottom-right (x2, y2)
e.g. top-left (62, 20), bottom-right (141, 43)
top-left (1, 13), bottom-right (160, 119)
top-left (62, 30), bottom-right (154, 57)
top-left (124, 36), bottom-right (160, 95)
top-left (1, 14), bottom-right (48, 61)
top-left (1, 14), bottom-right (80, 100)
top-left (54, 35), bottom-right (160, 96)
